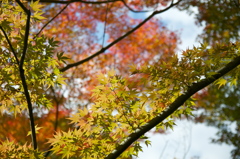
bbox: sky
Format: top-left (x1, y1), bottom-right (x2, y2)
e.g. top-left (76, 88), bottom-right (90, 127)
top-left (134, 6), bottom-right (234, 159)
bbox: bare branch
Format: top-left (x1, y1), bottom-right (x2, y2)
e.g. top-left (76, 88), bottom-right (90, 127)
top-left (0, 26), bottom-right (19, 65)
top-left (105, 55), bottom-right (240, 159)
top-left (121, 0), bottom-right (153, 13)
top-left (28, 0), bottom-right (156, 12)
top-left (51, 87), bottom-right (60, 132)
top-left (60, 0), bottom-right (182, 72)
top-left (27, 0), bottom-right (121, 4)
top-left (102, 2), bottom-right (110, 47)
top-left (35, 3), bottom-right (70, 38)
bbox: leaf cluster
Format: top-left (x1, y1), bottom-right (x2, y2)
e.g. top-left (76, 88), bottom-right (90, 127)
top-left (0, 140), bottom-right (44, 159)
top-left (49, 42), bottom-right (240, 158)
top-left (0, 1), bottom-right (65, 114)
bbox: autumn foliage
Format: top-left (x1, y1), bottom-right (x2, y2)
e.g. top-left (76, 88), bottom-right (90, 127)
top-left (0, 0), bottom-right (240, 158)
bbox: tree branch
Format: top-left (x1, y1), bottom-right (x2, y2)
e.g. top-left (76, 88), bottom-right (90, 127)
top-left (50, 87), bottom-right (60, 132)
top-left (27, 0), bottom-right (121, 4)
top-left (15, 0), bottom-right (38, 150)
top-left (15, 0), bottom-right (31, 67)
top-left (44, 145), bottom-right (53, 158)
top-left (102, 2), bottom-right (110, 47)
top-left (20, 10), bottom-right (31, 67)
top-left (105, 55), bottom-right (240, 159)
top-left (19, 68), bottom-right (38, 150)
top-left (35, 3), bottom-right (70, 38)
top-left (28, 0), bottom-right (156, 12)
top-left (16, 0), bottom-right (29, 13)
top-left (0, 26), bottom-right (19, 65)
top-left (33, 0), bottom-right (156, 45)
top-left (121, 0), bottom-right (153, 13)
top-left (60, 0), bottom-right (182, 72)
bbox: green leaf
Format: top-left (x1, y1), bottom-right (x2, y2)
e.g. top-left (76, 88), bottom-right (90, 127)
top-left (27, 125), bottom-right (42, 136)
top-left (230, 78), bottom-right (237, 86)
top-left (215, 78), bottom-right (227, 88)
top-left (144, 140), bottom-right (151, 147)
top-left (30, 0), bottom-right (45, 12)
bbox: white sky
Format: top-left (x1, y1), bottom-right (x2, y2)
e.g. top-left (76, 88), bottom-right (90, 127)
top-left (135, 6), bottom-right (234, 159)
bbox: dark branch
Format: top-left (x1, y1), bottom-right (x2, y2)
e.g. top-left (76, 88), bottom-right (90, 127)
top-left (60, 0), bottom-right (182, 72)
top-left (20, 9), bottom-right (31, 68)
top-left (15, 0), bottom-right (29, 13)
top-left (28, 0), bottom-right (156, 12)
top-left (121, 0), bottom-right (153, 13)
top-left (15, 0), bottom-right (38, 150)
top-left (19, 68), bottom-right (38, 150)
top-left (51, 88), bottom-right (60, 132)
top-left (35, 3), bottom-right (70, 38)
top-left (33, 0), bottom-right (152, 39)
top-left (43, 87), bottom-right (60, 158)
top-left (0, 26), bottom-right (19, 65)
top-left (27, 0), bottom-right (121, 4)
top-left (105, 55), bottom-right (240, 159)
top-left (44, 145), bottom-right (53, 158)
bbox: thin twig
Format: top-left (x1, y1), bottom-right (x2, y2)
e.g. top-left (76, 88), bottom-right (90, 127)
top-left (102, 2), bottom-right (109, 47)
top-left (43, 87), bottom-right (59, 158)
top-left (50, 87), bottom-right (60, 132)
top-left (60, 0), bottom-right (182, 72)
top-left (112, 90), bottom-right (135, 129)
top-left (44, 145), bottom-right (53, 158)
top-left (233, 0), bottom-right (240, 7)
top-left (159, 140), bottom-right (168, 159)
top-left (35, 3), bottom-right (70, 38)
top-left (44, 69), bottom-right (77, 157)
top-left (0, 26), bottom-right (19, 65)
top-left (121, 0), bottom-right (152, 13)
